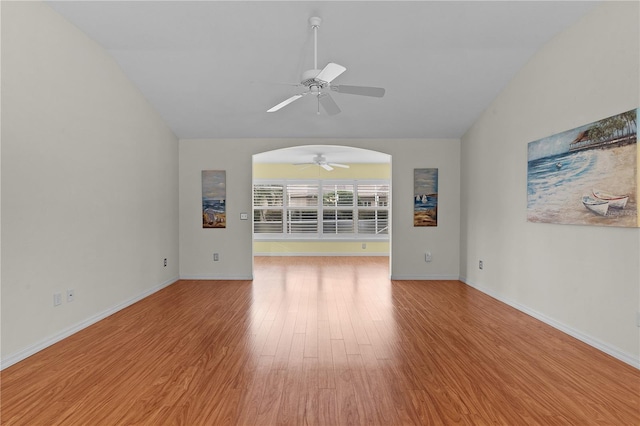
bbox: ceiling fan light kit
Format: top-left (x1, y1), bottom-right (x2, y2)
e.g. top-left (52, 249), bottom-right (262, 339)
top-left (267, 16), bottom-right (385, 115)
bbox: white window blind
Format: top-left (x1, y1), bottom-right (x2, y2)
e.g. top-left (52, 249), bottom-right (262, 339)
top-left (357, 183), bottom-right (389, 234)
top-left (253, 180), bottom-right (389, 239)
top-left (322, 184), bottom-right (355, 234)
top-left (253, 184), bottom-right (284, 234)
top-left (287, 184), bottom-right (318, 207)
top-left (287, 209), bottom-right (318, 234)
top-left (285, 184), bottom-right (318, 234)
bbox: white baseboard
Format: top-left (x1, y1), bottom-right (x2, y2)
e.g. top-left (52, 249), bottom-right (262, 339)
top-left (460, 276), bottom-right (639, 370)
top-left (254, 252), bottom-right (388, 257)
top-left (390, 274), bottom-right (459, 280)
top-left (0, 276), bottom-right (178, 371)
top-left (179, 274), bottom-right (253, 280)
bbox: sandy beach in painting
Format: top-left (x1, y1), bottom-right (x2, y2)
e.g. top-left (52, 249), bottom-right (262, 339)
top-left (414, 208), bottom-right (437, 226)
top-left (527, 144), bottom-right (637, 227)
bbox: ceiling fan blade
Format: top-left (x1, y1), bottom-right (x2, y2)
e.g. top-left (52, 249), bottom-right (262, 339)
top-left (321, 164), bottom-right (333, 171)
top-left (328, 163), bottom-right (350, 169)
top-left (267, 93), bottom-right (307, 112)
top-left (318, 93), bottom-right (341, 116)
top-left (315, 62), bottom-right (346, 83)
top-left (331, 85), bottom-right (385, 98)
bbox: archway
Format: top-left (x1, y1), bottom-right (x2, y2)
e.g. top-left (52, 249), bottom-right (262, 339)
top-left (252, 145), bottom-right (392, 275)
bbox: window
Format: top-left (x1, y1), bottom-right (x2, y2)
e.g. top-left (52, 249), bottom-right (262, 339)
top-left (286, 184), bottom-right (318, 234)
top-left (357, 183), bottom-right (389, 235)
top-left (323, 184), bottom-right (354, 234)
top-left (253, 184), bottom-right (283, 233)
top-left (253, 179), bottom-right (389, 240)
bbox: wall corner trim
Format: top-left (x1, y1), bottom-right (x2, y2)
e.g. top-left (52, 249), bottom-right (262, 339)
top-left (179, 275), bottom-right (254, 281)
top-left (0, 276), bottom-right (179, 371)
top-left (460, 276), bottom-right (640, 370)
top-left (390, 274), bottom-right (460, 280)
top-left (255, 252), bottom-right (388, 257)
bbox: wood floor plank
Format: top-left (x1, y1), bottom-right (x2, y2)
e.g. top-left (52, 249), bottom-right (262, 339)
top-left (1, 257), bottom-right (639, 425)
top-left (254, 368), bottom-right (286, 425)
top-left (299, 388), bottom-right (319, 426)
top-left (275, 362), bottom-right (304, 425)
top-left (347, 353), bottom-right (385, 425)
top-left (316, 319), bottom-right (335, 390)
top-left (234, 355), bottom-right (274, 425)
top-left (317, 388), bottom-right (338, 426)
top-left (334, 368), bottom-right (361, 426)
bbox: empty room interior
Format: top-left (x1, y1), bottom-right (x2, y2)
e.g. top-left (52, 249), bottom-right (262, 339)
top-left (1, 1), bottom-right (639, 424)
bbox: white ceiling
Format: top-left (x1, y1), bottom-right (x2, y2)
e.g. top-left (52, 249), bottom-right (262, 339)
top-left (48, 1), bottom-right (597, 142)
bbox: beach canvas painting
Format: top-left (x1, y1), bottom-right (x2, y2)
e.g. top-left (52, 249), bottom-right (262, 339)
top-left (414, 168), bottom-right (438, 226)
top-left (527, 108), bottom-right (638, 227)
top-left (202, 170), bottom-right (226, 228)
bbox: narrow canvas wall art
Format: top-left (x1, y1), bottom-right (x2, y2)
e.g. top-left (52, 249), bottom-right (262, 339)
top-left (527, 108), bottom-right (638, 227)
top-left (414, 168), bottom-right (438, 226)
top-left (202, 170), bottom-right (226, 228)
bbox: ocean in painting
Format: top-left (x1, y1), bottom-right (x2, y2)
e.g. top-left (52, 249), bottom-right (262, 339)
top-left (414, 195), bottom-right (438, 211)
top-left (203, 199), bottom-right (226, 215)
top-left (414, 168), bottom-right (438, 226)
top-left (528, 150), bottom-right (597, 206)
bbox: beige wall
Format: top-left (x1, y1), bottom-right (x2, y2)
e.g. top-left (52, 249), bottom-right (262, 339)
top-left (179, 139), bottom-right (461, 280)
top-left (1, 2), bottom-right (179, 366)
top-left (460, 1), bottom-right (640, 366)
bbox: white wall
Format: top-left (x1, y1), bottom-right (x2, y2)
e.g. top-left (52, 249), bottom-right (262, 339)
top-left (460, 2), bottom-right (640, 367)
top-left (179, 139), bottom-right (460, 280)
top-left (1, 2), bottom-right (179, 367)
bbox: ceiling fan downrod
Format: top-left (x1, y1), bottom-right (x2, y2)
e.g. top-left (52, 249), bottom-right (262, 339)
top-left (309, 17), bottom-right (321, 71)
top-left (310, 17), bottom-right (322, 115)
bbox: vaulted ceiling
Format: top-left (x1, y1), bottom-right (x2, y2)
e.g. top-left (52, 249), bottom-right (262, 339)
top-left (48, 1), bottom-right (597, 140)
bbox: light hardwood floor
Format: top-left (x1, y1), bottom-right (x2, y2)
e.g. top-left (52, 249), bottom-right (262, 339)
top-left (2, 257), bottom-right (638, 425)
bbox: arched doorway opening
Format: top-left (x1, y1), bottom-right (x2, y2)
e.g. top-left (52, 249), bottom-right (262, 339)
top-left (252, 145), bottom-right (392, 275)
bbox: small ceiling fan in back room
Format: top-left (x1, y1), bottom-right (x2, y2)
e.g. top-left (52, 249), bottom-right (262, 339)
top-left (294, 154), bottom-right (350, 171)
top-left (267, 16), bottom-right (385, 116)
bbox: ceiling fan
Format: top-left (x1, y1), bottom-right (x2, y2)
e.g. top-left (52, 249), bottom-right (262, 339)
top-left (267, 16), bottom-right (385, 116)
top-left (295, 154), bottom-right (350, 171)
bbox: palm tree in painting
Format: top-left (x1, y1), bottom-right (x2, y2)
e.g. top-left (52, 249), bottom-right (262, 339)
top-left (587, 109), bottom-right (636, 143)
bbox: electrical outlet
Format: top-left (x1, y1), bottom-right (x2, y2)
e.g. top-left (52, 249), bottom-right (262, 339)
top-left (240, 213), bottom-right (248, 220)
top-left (67, 289), bottom-right (75, 303)
top-left (213, 253), bottom-right (219, 261)
top-left (164, 258), bottom-right (167, 267)
top-left (479, 260), bottom-right (484, 270)
top-left (425, 252), bottom-right (432, 262)
top-left (53, 293), bottom-right (62, 307)
top-left (362, 243), bottom-right (367, 249)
